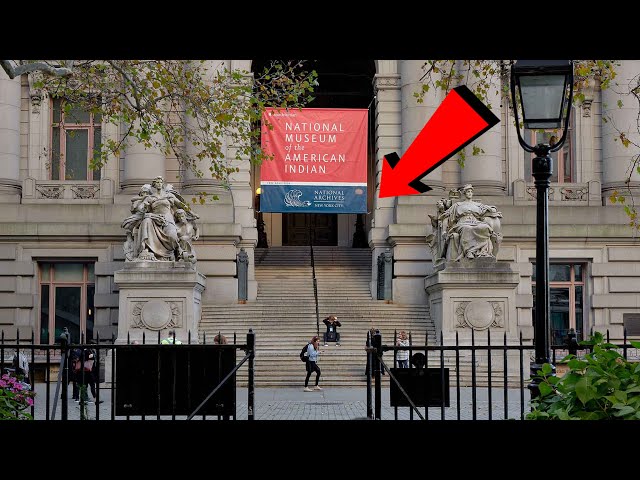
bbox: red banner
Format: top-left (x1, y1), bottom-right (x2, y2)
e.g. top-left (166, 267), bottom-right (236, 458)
top-left (260, 108), bottom-right (368, 213)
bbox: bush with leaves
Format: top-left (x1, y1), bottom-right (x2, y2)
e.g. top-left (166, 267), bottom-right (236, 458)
top-left (527, 332), bottom-right (640, 420)
top-left (0, 372), bottom-right (35, 420)
top-left (1, 60), bottom-right (317, 203)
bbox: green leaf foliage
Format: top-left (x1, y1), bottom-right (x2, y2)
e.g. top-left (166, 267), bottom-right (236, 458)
top-left (416, 59), bottom-right (640, 233)
top-left (527, 333), bottom-right (640, 420)
top-left (30, 59), bottom-right (317, 204)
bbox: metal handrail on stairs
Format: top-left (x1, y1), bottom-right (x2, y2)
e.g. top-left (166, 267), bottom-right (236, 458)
top-left (310, 244), bottom-right (320, 337)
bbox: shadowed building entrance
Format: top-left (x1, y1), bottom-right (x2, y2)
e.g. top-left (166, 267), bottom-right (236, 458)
top-left (252, 59), bottom-right (375, 247)
top-left (283, 213), bottom-right (337, 246)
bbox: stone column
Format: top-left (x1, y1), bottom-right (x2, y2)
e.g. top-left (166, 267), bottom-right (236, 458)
top-left (121, 122), bottom-right (166, 193)
top-left (183, 60), bottom-right (229, 195)
top-left (602, 60), bottom-right (640, 200)
top-left (369, 61), bottom-right (401, 296)
top-left (458, 62), bottom-right (504, 196)
top-left (0, 68), bottom-right (21, 201)
top-left (399, 60), bottom-right (445, 192)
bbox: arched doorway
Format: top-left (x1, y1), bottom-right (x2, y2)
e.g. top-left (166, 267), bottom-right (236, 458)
top-left (252, 59), bottom-right (376, 246)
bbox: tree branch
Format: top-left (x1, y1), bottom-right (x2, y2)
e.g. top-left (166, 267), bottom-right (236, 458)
top-left (105, 60), bottom-right (141, 111)
top-left (1, 60), bottom-right (73, 79)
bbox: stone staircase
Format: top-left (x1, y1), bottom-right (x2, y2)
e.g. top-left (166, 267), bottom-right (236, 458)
top-left (199, 246), bottom-right (436, 386)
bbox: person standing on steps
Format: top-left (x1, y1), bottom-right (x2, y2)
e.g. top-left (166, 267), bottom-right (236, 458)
top-left (396, 330), bottom-right (410, 368)
top-left (365, 327), bottom-right (385, 376)
top-left (304, 336), bottom-right (322, 392)
top-left (323, 315), bottom-right (342, 346)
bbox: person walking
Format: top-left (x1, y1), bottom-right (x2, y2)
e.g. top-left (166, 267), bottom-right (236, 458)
top-left (303, 336), bottom-right (322, 392)
top-left (77, 348), bottom-right (103, 404)
top-left (396, 330), bottom-right (410, 368)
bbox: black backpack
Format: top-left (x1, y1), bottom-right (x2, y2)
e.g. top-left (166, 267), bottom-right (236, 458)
top-left (300, 343), bottom-right (309, 363)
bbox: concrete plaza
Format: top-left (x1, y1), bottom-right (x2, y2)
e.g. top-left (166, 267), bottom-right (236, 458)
top-left (31, 383), bottom-right (532, 421)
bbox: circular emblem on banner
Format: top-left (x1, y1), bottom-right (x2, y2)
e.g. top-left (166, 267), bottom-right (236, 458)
top-left (141, 300), bottom-right (172, 330)
top-left (464, 300), bottom-right (494, 330)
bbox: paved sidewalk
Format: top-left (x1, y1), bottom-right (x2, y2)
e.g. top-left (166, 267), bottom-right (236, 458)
top-left (31, 383), bottom-right (532, 420)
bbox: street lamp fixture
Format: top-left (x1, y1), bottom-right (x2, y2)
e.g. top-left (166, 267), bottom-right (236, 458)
top-left (510, 60), bottom-right (574, 397)
top-left (255, 187), bottom-right (268, 248)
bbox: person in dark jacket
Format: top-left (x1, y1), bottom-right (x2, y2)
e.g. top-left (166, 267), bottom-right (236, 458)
top-left (364, 327), bottom-right (385, 376)
top-left (76, 348), bottom-right (103, 404)
top-left (69, 348), bottom-right (82, 402)
top-left (322, 315), bottom-right (342, 346)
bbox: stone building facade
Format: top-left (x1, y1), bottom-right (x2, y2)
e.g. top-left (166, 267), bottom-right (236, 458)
top-left (0, 59), bottom-right (638, 345)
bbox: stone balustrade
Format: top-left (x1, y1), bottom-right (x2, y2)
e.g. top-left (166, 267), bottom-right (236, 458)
top-left (513, 179), bottom-right (601, 206)
top-left (21, 178), bottom-right (114, 203)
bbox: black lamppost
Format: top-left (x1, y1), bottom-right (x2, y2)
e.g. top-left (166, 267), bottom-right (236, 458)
top-left (255, 187), bottom-right (268, 248)
top-left (510, 60), bottom-right (574, 397)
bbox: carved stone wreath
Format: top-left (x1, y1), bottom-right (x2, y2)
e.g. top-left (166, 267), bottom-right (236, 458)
top-left (71, 185), bottom-right (100, 199)
top-left (455, 300), bottom-right (504, 330)
top-left (131, 300), bottom-right (182, 330)
top-left (560, 187), bottom-right (587, 201)
top-left (36, 185), bottom-right (64, 199)
top-left (526, 186), bottom-right (554, 201)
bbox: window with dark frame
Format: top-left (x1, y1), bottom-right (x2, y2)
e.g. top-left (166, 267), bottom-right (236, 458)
top-left (50, 97), bottom-right (102, 181)
top-left (532, 262), bottom-right (585, 347)
top-left (524, 108), bottom-right (575, 183)
top-left (39, 262), bottom-right (95, 344)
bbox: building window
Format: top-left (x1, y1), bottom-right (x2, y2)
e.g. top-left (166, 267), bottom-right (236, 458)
top-left (50, 98), bottom-right (102, 181)
top-left (524, 109), bottom-right (575, 183)
top-left (532, 263), bottom-right (584, 346)
top-left (39, 263), bottom-right (95, 344)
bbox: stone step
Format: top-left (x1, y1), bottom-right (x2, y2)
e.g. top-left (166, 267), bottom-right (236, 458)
top-left (202, 305), bottom-right (429, 310)
top-left (206, 246), bottom-right (436, 386)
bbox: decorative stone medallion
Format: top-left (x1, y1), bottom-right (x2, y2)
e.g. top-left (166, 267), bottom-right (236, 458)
top-left (455, 300), bottom-right (505, 330)
top-left (464, 300), bottom-right (494, 330)
top-left (142, 300), bottom-right (172, 329)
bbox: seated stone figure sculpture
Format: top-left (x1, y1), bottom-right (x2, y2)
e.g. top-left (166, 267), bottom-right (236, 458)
top-left (427, 184), bottom-right (502, 265)
top-left (121, 176), bottom-right (200, 263)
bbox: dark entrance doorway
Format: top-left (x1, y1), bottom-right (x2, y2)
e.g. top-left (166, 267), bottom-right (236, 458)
top-left (252, 59), bottom-right (376, 247)
top-left (283, 213), bottom-right (338, 246)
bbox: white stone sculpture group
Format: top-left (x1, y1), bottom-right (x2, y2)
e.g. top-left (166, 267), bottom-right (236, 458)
top-left (122, 176), bottom-right (200, 263)
top-left (427, 184), bottom-right (503, 267)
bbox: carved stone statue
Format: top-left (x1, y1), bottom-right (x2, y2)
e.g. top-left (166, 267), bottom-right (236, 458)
top-left (427, 184), bottom-right (502, 265)
top-left (175, 208), bottom-right (199, 264)
top-left (121, 176), bottom-right (200, 263)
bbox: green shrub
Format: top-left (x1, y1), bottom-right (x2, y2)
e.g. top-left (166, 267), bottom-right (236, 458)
top-left (527, 332), bottom-right (640, 420)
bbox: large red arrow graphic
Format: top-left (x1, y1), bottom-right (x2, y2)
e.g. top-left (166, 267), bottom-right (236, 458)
top-left (379, 85), bottom-right (500, 198)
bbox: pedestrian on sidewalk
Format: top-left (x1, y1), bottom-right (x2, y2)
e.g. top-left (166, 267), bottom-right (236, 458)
top-left (365, 327), bottom-right (385, 376)
top-left (304, 336), bottom-right (322, 392)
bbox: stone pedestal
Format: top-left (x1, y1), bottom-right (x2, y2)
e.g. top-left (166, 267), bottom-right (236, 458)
top-left (425, 258), bottom-right (524, 384)
top-left (425, 258), bottom-right (520, 345)
top-left (114, 262), bottom-right (206, 344)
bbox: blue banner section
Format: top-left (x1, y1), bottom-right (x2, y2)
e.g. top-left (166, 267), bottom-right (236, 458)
top-left (260, 184), bottom-right (367, 214)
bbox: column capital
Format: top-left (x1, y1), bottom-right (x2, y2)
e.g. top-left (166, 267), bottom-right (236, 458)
top-left (373, 73), bottom-right (401, 92)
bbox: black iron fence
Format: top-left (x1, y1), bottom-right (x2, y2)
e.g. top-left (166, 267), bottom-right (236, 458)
top-left (365, 328), bottom-right (640, 421)
top-left (0, 328), bottom-right (255, 421)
